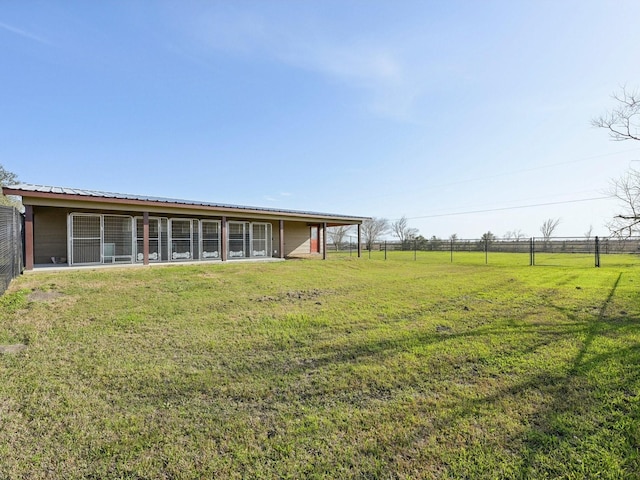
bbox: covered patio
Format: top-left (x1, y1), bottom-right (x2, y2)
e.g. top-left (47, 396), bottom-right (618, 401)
top-left (4, 184), bottom-right (367, 270)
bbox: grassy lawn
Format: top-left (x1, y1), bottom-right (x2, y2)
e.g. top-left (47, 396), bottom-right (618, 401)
top-left (1, 256), bottom-right (639, 478)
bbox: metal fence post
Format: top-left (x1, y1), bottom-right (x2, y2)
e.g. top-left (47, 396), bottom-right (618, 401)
top-left (384, 241), bottom-right (387, 260)
top-left (595, 236), bottom-right (600, 268)
top-left (484, 238), bottom-right (488, 264)
top-left (530, 237), bottom-right (535, 266)
top-left (12, 209), bottom-right (17, 279)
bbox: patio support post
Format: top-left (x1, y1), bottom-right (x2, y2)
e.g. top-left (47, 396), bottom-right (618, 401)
top-left (322, 222), bottom-right (327, 260)
top-left (143, 212), bottom-right (149, 265)
top-left (279, 220), bottom-right (285, 259)
top-left (24, 205), bottom-right (34, 271)
top-left (221, 216), bottom-right (227, 262)
top-left (357, 223), bottom-right (362, 258)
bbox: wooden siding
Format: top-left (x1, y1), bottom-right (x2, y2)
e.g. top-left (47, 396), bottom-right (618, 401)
top-left (33, 206), bottom-right (68, 264)
top-left (284, 221), bottom-right (316, 257)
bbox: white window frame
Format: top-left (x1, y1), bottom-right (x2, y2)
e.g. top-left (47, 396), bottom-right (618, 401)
top-left (200, 220), bottom-right (221, 260)
top-left (169, 218), bottom-right (196, 261)
top-left (251, 222), bottom-right (272, 258)
top-left (227, 221), bottom-right (246, 258)
top-left (68, 213), bottom-right (134, 265)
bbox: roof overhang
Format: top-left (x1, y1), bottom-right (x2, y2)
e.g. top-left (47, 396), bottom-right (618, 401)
top-left (4, 184), bottom-right (369, 226)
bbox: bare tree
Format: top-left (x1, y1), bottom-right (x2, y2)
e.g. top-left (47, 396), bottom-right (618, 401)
top-left (361, 217), bottom-right (390, 250)
top-left (606, 168), bottom-right (640, 236)
top-left (584, 225), bottom-right (594, 240)
top-left (391, 215), bottom-right (419, 246)
top-left (593, 88), bottom-right (640, 235)
top-left (540, 218), bottom-right (561, 241)
top-left (504, 229), bottom-right (526, 241)
top-left (592, 86), bottom-right (640, 141)
top-left (327, 225), bottom-right (352, 251)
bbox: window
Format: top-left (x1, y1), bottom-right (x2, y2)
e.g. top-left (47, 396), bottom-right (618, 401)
top-left (169, 219), bottom-right (194, 261)
top-left (103, 215), bottom-right (133, 263)
top-left (251, 223), bottom-right (271, 257)
top-left (200, 220), bottom-right (221, 260)
top-left (228, 222), bottom-right (246, 258)
top-left (69, 214), bottom-right (101, 264)
top-left (69, 214), bottom-right (133, 265)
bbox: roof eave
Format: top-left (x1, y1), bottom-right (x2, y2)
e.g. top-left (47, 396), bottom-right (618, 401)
top-left (2, 186), bottom-right (369, 224)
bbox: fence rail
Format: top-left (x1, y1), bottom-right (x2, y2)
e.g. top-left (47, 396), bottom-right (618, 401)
top-left (0, 206), bottom-right (24, 294)
top-left (329, 236), bottom-right (640, 268)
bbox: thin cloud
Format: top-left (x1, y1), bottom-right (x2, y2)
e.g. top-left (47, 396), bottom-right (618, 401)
top-left (264, 192), bottom-right (294, 203)
top-left (276, 41), bottom-right (423, 119)
top-left (0, 20), bottom-right (51, 45)
top-left (187, 11), bottom-right (426, 120)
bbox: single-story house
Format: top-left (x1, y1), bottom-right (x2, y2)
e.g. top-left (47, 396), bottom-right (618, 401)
top-left (3, 184), bottom-right (367, 270)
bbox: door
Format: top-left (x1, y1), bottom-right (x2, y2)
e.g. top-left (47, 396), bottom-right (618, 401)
top-left (310, 225), bottom-right (319, 253)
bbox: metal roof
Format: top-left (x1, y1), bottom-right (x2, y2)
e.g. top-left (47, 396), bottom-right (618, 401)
top-left (4, 184), bottom-right (369, 221)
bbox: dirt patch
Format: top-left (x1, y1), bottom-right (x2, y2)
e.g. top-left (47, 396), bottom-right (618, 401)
top-left (27, 291), bottom-right (64, 303)
top-left (256, 289), bottom-right (328, 303)
top-left (284, 289), bottom-right (324, 301)
top-left (0, 344), bottom-right (27, 355)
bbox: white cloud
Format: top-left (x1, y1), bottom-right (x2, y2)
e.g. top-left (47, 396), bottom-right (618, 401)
top-left (185, 10), bottom-right (427, 120)
top-left (264, 192), bottom-right (294, 203)
top-left (276, 41), bottom-right (423, 120)
top-left (0, 21), bottom-right (51, 45)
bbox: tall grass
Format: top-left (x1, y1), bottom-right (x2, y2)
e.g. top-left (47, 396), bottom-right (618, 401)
top-left (1, 257), bottom-right (639, 478)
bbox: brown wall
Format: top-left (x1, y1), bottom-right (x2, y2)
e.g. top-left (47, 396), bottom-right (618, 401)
top-left (268, 220), bottom-right (280, 258)
top-left (284, 221), bottom-right (315, 257)
top-left (29, 206), bottom-right (319, 264)
top-left (33, 207), bottom-right (68, 264)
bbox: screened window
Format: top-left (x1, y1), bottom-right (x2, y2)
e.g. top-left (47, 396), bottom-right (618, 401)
top-left (69, 214), bottom-right (101, 264)
top-left (169, 219), bottom-right (194, 261)
top-left (251, 223), bottom-right (271, 257)
top-left (69, 214), bottom-right (133, 265)
top-left (228, 222), bottom-right (246, 258)
top-left (103, 216), bottom-right (133, 263)
top-left (200, 220), bottom-right (221, 260)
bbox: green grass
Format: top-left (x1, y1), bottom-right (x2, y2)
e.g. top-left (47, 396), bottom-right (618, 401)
top-left (1, 256), bottom-right (639, 478)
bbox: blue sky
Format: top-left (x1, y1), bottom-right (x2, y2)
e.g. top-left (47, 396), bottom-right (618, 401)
top-left (2, 1), bottom-right (640, 239)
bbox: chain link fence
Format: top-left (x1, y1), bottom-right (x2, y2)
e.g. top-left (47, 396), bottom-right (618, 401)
top-left (0, 206), bottom-right (24, 294)
top-left (329, 236), bottom-right (640, 268)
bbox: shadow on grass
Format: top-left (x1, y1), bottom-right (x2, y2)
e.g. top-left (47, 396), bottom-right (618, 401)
top-left (261, 271), bottom-right (640, 476)
top-left (102, 271), bottom-right (640, 477)
top-left (435, 271), bottom-right (640, 478)
top-left (510, 272), bottom-right (640, 476)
